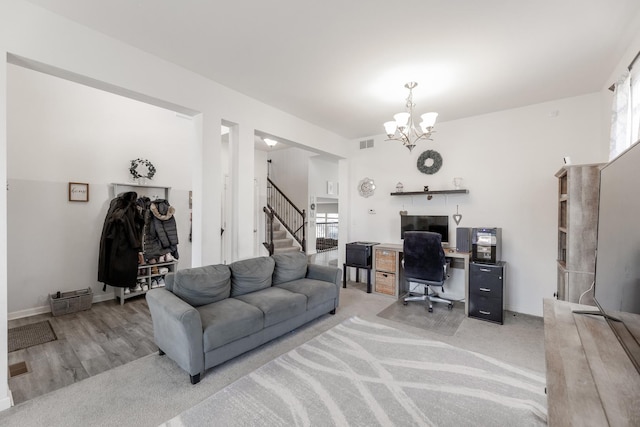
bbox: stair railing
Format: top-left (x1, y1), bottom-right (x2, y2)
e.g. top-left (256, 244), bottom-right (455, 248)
top-left (263, 206), bottom-right (275, 255)
top-left (315, 221), bottom-right (339, 252)
top-left (266, 177), bottom-right (306, 252)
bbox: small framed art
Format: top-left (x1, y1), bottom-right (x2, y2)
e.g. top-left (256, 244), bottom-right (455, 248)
top-left (69, 182), bottom-right (89, 202)
top-left (327, 181), bottom-right (338, 196)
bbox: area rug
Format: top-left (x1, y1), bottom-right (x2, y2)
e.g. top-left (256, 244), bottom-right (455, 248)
top-left (162, 317), bottom-right (547, 426)
top-left (377, 298), bottom-right (466, 336)
top-left (8, 320), bottom-right (57, 352)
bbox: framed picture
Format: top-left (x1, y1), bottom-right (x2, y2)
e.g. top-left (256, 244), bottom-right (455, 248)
top-left (68, 182), bottom-right (89, 202)
top-left (327, 181), bottom-right (338, 196)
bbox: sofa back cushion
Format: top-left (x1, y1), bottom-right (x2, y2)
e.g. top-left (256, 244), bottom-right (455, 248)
top-left (172, 265), bottom-right (231, 307)
top-left (230, 256), bottom-right (275, 297)
top-left (271, 252), bottom-right (308, 285)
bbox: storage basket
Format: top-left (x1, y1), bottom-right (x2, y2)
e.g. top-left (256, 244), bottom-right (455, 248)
top-left (49, 288), bottom-right (93, 316)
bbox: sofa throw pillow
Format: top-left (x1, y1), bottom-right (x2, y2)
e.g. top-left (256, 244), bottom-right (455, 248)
top-left (172, 265), bottom-right (231, 307)
top-left (230, 256), bottom-right (275, 297)
top-left (272, 252), bottom-right (308, 285)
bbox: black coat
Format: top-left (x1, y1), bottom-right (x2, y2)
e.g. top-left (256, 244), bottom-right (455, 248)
top-left (144, 199), bottom-right (179, 260)
top-left (98, 192), bottom-right (145, 287)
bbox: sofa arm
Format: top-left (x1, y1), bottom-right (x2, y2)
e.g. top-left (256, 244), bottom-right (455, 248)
top-left (307, 263), bottom-right (341, 285)
top-left (307, 264), bottom-right (342, 310)
top-left (146, 288), bottom-right (204, 377)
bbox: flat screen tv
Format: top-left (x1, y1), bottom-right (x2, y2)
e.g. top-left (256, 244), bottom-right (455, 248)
top-left (592, 139), bottom-right (640, 374)
top-left (400, 215), bottom-right (449, 243)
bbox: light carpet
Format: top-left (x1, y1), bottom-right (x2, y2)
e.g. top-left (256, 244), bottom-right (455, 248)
top-left (162, 317), bottom-right (547, 426)
top-left (377, 299), bottom-right (465, 336)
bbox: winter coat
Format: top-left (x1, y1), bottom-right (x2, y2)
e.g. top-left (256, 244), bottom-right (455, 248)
top-left (98, 192), bottom-right (145, 288)
top-left (144, 199), bottom-right (179, 260)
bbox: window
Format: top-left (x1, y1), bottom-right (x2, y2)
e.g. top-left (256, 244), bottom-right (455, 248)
top-left (610, 65), bottom-right (640, 159)
top-left (315, 213), bottom-right (338, 251)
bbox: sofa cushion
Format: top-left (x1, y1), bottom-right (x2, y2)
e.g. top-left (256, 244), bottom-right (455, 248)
top-left (230, 257), bottom-right (275, 297)
top-left (271, 252), bottom-right (308, 285)
top-left (172, 265), bottom-right (231, 307)
top-left (275, 278), bottom-right (338, 309)
top-left (197, 298), bottom-right (264, 352)
top-left (234, 287), bottom-right (306, 327)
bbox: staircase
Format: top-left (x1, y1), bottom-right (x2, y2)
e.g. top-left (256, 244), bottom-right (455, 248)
top-left (271, 221), bottom-right (302, 254)
top-left (263, 178), bottom-right (306, 255)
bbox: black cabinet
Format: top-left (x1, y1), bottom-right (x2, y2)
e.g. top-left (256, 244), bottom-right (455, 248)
top-left (468, 261), bottom-right (506, 324)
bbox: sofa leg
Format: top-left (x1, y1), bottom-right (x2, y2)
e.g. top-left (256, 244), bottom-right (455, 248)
top-left (329, 309), bottom-right (336, 315)
top-left (158, 348), bottom-right (165, 356)
top-left (190, 373), bottom-right (201, 385)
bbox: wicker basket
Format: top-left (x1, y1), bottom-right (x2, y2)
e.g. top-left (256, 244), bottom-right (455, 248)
top-left (49, 288), bottom-right (93, 316)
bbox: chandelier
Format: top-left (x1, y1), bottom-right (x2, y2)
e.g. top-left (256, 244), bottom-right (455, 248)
top-left (383, 82), bottom-right (438, 152)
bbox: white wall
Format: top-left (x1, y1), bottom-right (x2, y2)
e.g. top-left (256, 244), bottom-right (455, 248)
top-left (6, 63), bottom-right (194, 315)
top-left (254, 148), bottom-right (269, 257)
top-left (347, 93), bottom-right (605, 316)
top-left (308, 156), bottom-right (339, 199)
top-left (268, 147), bottom-right (312, 209)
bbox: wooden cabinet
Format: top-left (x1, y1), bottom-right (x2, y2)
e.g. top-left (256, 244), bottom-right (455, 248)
top-left (373, 245), bottom-right (402, 297)
top-left (468, 262), bottom-right (505, 324)
top-left (544, 299), bottom-right (640, 426)
top-left (555, 164), bottom-right (602, 304)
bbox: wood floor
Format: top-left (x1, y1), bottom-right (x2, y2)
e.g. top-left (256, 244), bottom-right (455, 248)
top-left (7, 296), bottom-right (155, 404)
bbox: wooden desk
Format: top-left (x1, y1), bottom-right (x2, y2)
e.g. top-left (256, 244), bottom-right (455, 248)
top-left (372, 243), bottom-right (470, 316)
top-left (543, 298), bottom-right (640, 426)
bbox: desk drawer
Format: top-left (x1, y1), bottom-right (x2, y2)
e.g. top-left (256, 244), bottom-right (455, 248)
top-left (469, 279), bottom-right (503, 297)
top-left (468, 294), bottom-right (504, 324)
top-left (375, 271), bottom-right (396, 295)
top-left (470, 263), bottom-right (504, 296)
top-left (375, 249), bottom-right (396, 272)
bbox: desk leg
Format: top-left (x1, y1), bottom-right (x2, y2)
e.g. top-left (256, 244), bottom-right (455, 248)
top-left (367, 268), bottom-right (372, 293)
top-left (355, 268), bottom-right (360, 283)
top-left (343, 264), bottom-right (347, 288)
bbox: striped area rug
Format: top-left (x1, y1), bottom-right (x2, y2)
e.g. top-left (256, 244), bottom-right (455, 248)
top-left (163, 317), bottom-right (547, 426)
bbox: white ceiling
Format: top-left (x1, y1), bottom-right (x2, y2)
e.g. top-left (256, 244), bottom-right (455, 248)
top-left (24, 0), bottom-right (640, 140)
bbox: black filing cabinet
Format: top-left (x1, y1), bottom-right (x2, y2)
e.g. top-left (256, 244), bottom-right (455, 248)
top-left (469, 261), bottom-right (506, 324)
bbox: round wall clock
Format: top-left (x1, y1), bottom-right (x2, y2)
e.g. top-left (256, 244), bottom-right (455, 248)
top-left (357, 177), bottom-right (376, 198)
top-left (417, 150), bottom-right (443, 175)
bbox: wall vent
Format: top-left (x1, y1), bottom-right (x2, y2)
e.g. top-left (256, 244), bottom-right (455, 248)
top-left (359, 139), bottom-right (374, 149)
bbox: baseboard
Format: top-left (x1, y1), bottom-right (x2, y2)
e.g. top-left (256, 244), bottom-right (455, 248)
top-left (0, 393), bottom-right (13, 411)
top-left (8, 292), bottom-right (115, 320)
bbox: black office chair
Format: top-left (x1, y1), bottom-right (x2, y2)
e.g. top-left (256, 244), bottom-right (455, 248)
top-left (402, 231), bottom-right (454, 312)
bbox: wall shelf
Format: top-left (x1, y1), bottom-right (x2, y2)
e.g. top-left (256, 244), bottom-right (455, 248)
top-left (112, 182), bottom-right (171, 200)
top-left (390, 189), bottom-right (469, 196)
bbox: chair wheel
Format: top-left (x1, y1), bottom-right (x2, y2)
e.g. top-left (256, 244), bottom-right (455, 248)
top-left (428, 307), bottom-right (433, 313)
top-left (448, 304), bottom-right (453, 310)
top-left (403, 301), bottom-right (408, 305)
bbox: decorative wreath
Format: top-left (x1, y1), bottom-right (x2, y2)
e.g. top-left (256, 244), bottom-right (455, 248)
top-left (416, 150), bottom-right (443, 175)
top-left (129, 158), bottom-right (156, 180)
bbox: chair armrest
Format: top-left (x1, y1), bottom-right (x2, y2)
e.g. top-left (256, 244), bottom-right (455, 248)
top-left (145, 288), bottom-right (204, 376)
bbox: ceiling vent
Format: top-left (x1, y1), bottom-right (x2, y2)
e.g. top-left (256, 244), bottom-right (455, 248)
top-left (359, 139), bottom-right (374, 149)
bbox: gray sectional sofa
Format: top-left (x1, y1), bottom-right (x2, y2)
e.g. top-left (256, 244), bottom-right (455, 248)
top-left (146, 252), bottom-right (341, 384)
